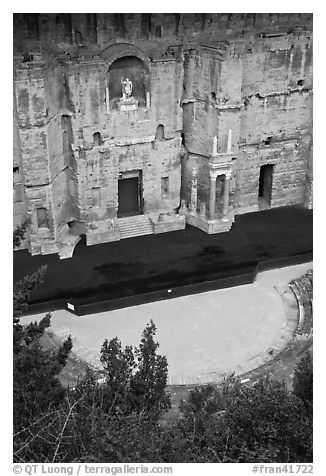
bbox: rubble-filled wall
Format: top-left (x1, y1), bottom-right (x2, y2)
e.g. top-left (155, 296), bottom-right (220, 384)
top-left (13, 91), bottom-right (27, 243)
top-left (13, 13), bottom-right (313, 256)
top-left (235, 34), bottom-right (313, 213)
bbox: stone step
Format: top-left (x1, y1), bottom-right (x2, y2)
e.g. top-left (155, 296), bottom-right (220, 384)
top-left (120, 231), bottom-right (153, 239)
top-left (117, 217), bottom-right (151, 224)
top-left (118, 219), bottom-right (151, 226)
top-left (119, 223), bottom-right (153, 229)
top-left (120, 225), bottom-right (153, 233)
top-left (117, 215), bottom-right (153, 240)
top-left (120, 227), bottom-right (152, 235)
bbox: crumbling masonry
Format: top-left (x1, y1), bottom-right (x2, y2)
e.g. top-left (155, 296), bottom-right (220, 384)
top-left (13, 13), bottom-right (313, 258)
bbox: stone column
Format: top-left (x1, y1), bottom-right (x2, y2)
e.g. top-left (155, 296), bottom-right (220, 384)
top-left (105, 86), bottom-right (109, 113)
top-left (212, 135), bottom-right (218, 156)
top-left (146, 91), bottom-right (151, 108)
top-left (227, 129), bottom-right (232, 154)
top-left (209, 169), bottom-right (218, 220)
top-left (190, 168), bottom-right (198, 213)
top-left (200, 202), bottom-right (206, 217)
top-left (300, 46), bottom-right (306, 79)
top-left (222, 171), bottom-right (232, 221)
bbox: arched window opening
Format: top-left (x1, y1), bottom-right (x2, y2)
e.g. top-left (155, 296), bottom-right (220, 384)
top-left (155, 125), bottom-right (164, 140)
top-left (181, 132), bottom-right (185, 146)
top-left (216, 175), bottom-right (225, 196)
top-left (93, 132), bottom-right (101, 146)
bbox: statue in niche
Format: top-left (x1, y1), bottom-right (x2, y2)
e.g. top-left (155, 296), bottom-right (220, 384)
top-left (121, 77), bottom-right (133, 100)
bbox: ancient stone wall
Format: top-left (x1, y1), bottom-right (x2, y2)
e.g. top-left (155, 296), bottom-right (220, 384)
top-left (13, 13), bottom-right (313, 256)
top-left (13, 91), bottom-right (27, 242)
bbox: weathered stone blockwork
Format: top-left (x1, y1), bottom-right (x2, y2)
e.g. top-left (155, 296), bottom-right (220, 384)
top-left (13, 13), bottom-right (313, 257)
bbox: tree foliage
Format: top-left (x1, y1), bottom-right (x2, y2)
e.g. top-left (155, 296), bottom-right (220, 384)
top-left (13, 320), bottom-right (171, 462)
top-left (13, 218), bottom-right (31, 249)
top-left (13, 266), bottom-right (47, 323)
top-left (158, 375), bottom-right (313, 463)
top-left (293, 353), bottom-right (313, 410)
top-left (13, 222), bottom-right (72, 448)
top-left (129, 320), bottom-right (170, 416)
top-left (12, 223), bottom-right (312, 463)
top-left (13, 265), bottom-right (313, 463)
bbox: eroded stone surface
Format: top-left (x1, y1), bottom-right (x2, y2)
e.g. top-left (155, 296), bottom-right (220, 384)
top-left (13, 14), bottom-right (313, 256)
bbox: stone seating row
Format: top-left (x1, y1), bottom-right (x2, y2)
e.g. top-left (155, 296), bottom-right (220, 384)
top-left (289, 270), bottom-right (313, 337)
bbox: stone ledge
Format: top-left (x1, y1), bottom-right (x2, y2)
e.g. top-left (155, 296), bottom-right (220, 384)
top-left (180, 209), bottom-right (234, 234)
top-left (150, 214), bottom-right (186, 234)
top-left (86, 229), bottom-right (120, 246)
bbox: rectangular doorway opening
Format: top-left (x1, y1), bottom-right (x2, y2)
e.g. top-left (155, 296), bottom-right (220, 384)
top-left (118, 170), bottom-right (143, 217)
top-left (258, 164), bottom-right (274, 210)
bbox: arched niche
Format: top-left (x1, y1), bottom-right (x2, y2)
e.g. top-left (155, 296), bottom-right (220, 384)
top-left (155, 124), bottom-right (165, 140)
top-left (107, 55), bottom-right (149, 110)
top-left (93, 132), bottom-right (101, 146)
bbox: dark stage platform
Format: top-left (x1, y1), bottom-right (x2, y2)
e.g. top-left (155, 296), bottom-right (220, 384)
top-left (14, 206), bottom-right (313, 315)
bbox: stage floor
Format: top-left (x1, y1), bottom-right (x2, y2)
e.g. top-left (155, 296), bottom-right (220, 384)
top-left (14, 206), bottom-right (312, 308)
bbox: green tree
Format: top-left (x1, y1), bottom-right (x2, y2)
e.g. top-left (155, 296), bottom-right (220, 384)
top-left (13, 321), bottom-right (171, 463)
top-left (98, 320), bottom-right (170, 418)
top-left (160, 376), bottom-right (313, 463)
top-left (129, 320), bottom-right (170, 416)
top-left (13, 224), bottom-right (73, 451)
top-left (13, 314), bottom-right (72, 430)
top-left (13, 266), bottom-right (47, 351)
top-left (293, 353), bottom-right (313, 409)
top-left (222, 377), bottom-right (312, 462)
top-left (99, 337), bottom-right (135, 414)
top-left (13, 217), bottom-right (30, 249)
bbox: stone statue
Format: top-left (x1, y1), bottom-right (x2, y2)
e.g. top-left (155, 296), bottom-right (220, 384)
top-left (121, 77), bottom-right (133, 100)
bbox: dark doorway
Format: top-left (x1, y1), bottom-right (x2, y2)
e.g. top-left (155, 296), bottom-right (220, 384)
top-left (258, 164), bottom-right (274, 209)
top-left (118, 173), bottom-right (142, 217)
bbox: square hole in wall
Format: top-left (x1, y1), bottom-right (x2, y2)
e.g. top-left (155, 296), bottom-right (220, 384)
top-left (14, 183), bottom-right (24, 202)
top-left (37, 207), bottom-right (48, 228)
top-left (91, 187), bottom-right (101, 207)
top-left (161, 177), bottom-right (169, 197)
